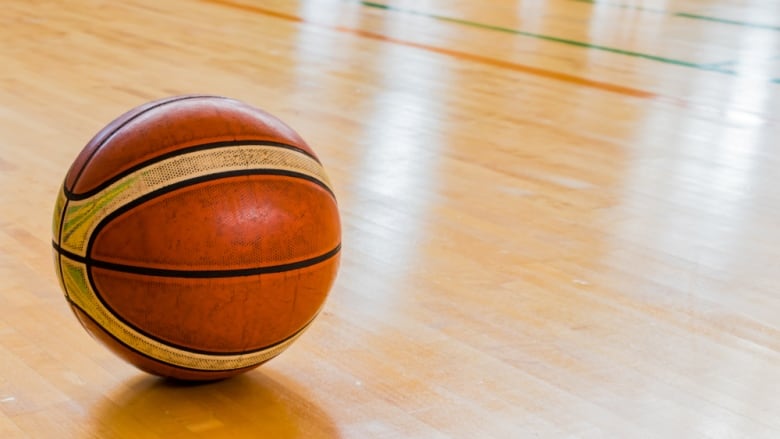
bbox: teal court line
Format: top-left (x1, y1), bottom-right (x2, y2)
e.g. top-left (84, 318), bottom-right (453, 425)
top-left (675, 13), bottom-right (780, 32)
top-left (359, 1), bottom-right (732, 74)
top-left (571, 0), bottom-right (780, 32)
top-left (704, 54), bottom-right (780, 70)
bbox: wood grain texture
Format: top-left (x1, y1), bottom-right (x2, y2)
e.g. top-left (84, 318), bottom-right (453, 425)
top-left (1, 0), bottom-right (778, 437)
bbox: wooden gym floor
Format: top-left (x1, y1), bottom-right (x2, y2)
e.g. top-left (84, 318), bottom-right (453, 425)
top-left (1, 0), bottom-right (779, 437)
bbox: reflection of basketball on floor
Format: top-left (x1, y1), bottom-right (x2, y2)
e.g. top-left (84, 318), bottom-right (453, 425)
top-left (51, 95), bottom-right (341, 381)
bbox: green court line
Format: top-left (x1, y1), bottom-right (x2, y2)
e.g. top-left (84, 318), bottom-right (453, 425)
top-left (359, 1), bottom-right (730, 74)
top-left (674, 13), bottom-right (780, 32)
top-left (571, 0), bottom-right (780, 31)
top-left (703, 54), bottom-right (780, 70)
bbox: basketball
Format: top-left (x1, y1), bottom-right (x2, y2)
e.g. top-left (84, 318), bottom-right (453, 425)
top-left (51, 95), bottom-right (341, 381)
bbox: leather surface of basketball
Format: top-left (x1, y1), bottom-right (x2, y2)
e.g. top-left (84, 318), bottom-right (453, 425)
top-left (52, 95), bottom-right (341, 381)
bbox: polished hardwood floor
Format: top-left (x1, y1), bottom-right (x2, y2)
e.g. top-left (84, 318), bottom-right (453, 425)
top-left (1, 0), bottom-right (779, 437)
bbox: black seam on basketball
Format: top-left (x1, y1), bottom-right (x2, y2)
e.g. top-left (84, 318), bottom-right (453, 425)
top-left (102, 244), bottom-right (340, 277)
top-left (54, 240), bottom-right (341, 278)
top-left (67, 296), bottom-right (314, 367)
top-left (67, 95), bottom-right (220, 196)
top-left (64, 140), bottom-right (323, 201)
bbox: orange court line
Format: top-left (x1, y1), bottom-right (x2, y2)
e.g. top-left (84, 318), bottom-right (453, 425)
top-left (203, 0), bottom-right (656, 99)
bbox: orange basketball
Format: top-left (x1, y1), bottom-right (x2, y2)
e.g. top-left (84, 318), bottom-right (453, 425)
top-left (51, 95), bottom-right (341, 381)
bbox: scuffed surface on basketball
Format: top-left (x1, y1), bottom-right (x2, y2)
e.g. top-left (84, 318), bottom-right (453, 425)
top-left (52, 95), bottom-right (341, 381)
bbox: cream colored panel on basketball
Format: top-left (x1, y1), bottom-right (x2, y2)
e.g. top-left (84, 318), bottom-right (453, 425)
top-left (59, 144), bottom-right (332, 257)
top-left (60, 256), bottom-right (309, 370)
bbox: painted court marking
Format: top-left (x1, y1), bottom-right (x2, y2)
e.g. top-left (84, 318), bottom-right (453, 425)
top-left (571, 0), bottom-right (780, 32)
top-left (203, 0), bottom-right (780, 100)
top-left (204, 0), bottom-right (655, 98)
top-left (357, 2), bottom-right (780, 84)
top-left (358, 1), bottom-right (734, 75)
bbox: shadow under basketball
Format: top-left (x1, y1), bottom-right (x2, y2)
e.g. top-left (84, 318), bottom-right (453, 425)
top-left (89, 369), bottom-right (340, 438)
